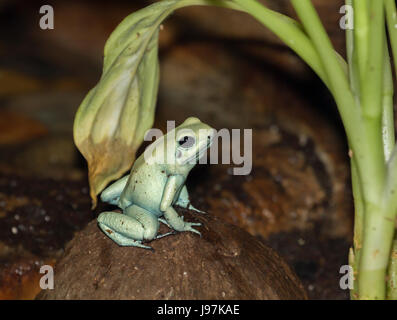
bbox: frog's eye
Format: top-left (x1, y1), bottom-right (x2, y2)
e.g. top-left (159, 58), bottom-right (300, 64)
top-left (178, 136), bottom-right (195, 148)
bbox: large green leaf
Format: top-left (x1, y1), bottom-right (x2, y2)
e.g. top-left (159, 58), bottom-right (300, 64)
top-left (74, 1), bottom-right (183, 207)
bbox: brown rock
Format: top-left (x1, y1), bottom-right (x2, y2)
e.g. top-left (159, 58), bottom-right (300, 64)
top-left (36, 209), bottom-right (307, 300)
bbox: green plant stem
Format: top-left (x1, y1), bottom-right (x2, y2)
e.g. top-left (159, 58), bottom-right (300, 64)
top-left (229, 0), bottom-right (378, 204)
top-left (382, 45), bottom-right (395, 162)
top-left (346, 0), bottom-right (363, 299)
top-left (350, 159), bottom-right (364, 299)
top-left (346, 0), bottom-right (361, 99)
top-left (177, 0), bottom-right (393, 299)
top-left (290, 0), bottom-right (383, 205)
top-left (387, 239), bottom-right (397, 299)
top-left (289, 0), bottom-right (350, 98)
top-left (357, 142), bottom-right (396, 299)
top-left (353, 0), bottom-right (369, 91)
top-left (284, 1), bottom-right (360, 143)
top-left (359, 205), bottom-right (395, 299)
top-left (357, 0), bottom-right (386, 199)
top-left (355, 1), bottom-right (391, 300)
top-left (289, 0), bottom-right (393, 299)
top-left (361, 1), bottom-right (385, 120)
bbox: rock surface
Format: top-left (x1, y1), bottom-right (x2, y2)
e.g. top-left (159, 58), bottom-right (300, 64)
top-left (37, 209), bottom-right (307, 300)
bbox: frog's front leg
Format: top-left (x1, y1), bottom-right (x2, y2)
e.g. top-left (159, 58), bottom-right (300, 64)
top-left (97, 205), bottom-right (160, 249)
top-left (175, 185), bottom-right (207, 214)
top-left (161, 175), bottom-right (201, 236)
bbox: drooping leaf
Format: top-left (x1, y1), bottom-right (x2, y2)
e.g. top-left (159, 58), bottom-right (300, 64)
top-left (73, 1), bottom-right (184, 207)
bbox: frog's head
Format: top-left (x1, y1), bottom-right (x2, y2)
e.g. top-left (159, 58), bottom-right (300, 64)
top-left (173, 117), bottom-right (215, 167)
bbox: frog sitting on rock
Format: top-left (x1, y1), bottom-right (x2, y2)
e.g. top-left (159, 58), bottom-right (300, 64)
top-left (97, 117), bottom-right (215, 249)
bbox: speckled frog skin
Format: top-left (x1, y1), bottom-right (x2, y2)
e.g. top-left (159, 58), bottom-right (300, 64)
top-left (97, 117), bottom-right (215, 249)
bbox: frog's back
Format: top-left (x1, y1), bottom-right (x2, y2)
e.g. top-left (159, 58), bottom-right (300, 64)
top-left (119, 159), bottom-right (167, 214)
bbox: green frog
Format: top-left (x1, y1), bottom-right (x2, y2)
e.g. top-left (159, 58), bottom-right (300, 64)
top-left (97, 117), bottom-right (215, 249)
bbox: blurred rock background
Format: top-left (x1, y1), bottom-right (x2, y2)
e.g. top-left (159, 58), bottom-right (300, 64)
top-left (0, 0), bottom-right (353, 299)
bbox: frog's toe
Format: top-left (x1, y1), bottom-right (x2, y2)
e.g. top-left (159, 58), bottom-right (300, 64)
top-left (155, 230), bottom-right (177, 239)
top-left (189, 205), bottom-right (207, 215)
top-left (183, 222), bottom-right (202, 237)
top-left (193, 209), bottom-right (207, 215)
top-left (158, 218), bottom-right (171, 228)
top-left (189, 227), bottom-right (202, 237)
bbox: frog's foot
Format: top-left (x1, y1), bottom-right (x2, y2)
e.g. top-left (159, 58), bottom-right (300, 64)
top-left (97, 207), bottom-right (159, 249)
top-left (181, 221), bottom-right (202, 237)
top-left (163, 207), bottom-right (202, 237)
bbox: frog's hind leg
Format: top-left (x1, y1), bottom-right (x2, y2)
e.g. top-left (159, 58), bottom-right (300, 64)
top-left (97, 205), bottom-right (159, 249)
top-left (98, 220), bottom-right (152, 249)
top-left (100, 175), bottom-right (129, 206)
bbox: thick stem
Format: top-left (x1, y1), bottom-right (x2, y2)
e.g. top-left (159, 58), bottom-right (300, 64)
top-left (358, 204), bottom-right (395, 299)
top-left (346, 5), bottom-right (363, 295)
top-left (359, 151), bottom-right (397, 299)
top-left (346, 0), bottom-right (361, 100)
top-left (291, 0), bottom-right (385, 209)
top-left (361, 0), bottom-right (384, 121)
top-left (382, 44), bottom-right (395, 162)
top-left (353, 0), bottom-right (369, 90)
top-left (359, 0), bottom-right (386, 200)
